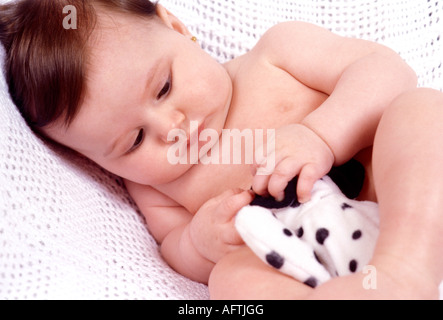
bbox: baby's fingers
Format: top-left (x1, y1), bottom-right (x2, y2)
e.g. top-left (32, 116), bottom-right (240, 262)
top-left (218, 189), bottom-right (254, 220)
top-left (297, 163), bottom-right (327, 203)
top-left (267, 158), bottom-right (302, 201)
top-left (251, 174), bottom-right (271, 196)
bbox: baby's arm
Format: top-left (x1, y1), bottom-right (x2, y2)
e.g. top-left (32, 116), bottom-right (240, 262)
top-left (253, 22), bottom-right (416, 199)
top-left (264, 22), bottom-right (416, 161)
top-left (124, 180), bottom-right (211, 282)
top-left (125, 180), bottom-right (252, 284)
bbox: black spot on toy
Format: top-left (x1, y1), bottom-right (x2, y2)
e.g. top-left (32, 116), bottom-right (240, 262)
top-left (327, 159), bottom-right (366, 199)
top-left (316, 228), bottom-right (329, 245)
top-left (349, 259), bottom-right (358, 272)
top-left (352, 230), bottom-right (362, 240)
top-left (296, 227), bottom-right (304, 238)
top-left (266, 251), bottom-right (284, 269)
top-left (303, 277), bottom-right (318, 288)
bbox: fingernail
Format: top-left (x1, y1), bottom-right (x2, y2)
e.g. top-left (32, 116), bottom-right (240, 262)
top-left (299, 196), bottom-right (310, 204)
top-left (276, 192), bottom-right (284, 202)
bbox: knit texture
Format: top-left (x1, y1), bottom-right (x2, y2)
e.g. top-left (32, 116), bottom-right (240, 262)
top-left (164, 0), bottom-right (442, 90)
top-left (1, 0), bottom-right (442, 299)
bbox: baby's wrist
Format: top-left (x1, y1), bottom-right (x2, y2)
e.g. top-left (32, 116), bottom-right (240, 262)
top-left (300, 122), bottom-right (335, 164)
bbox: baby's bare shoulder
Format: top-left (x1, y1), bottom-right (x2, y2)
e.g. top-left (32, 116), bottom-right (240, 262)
top-left (124, 179), bottom-right (179, 208)
top-left (253, 21), bottom-right (332, 53)
top-left (224, 22), bottom-right (317, 69)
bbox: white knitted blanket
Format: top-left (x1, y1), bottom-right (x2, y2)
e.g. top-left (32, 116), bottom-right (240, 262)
top-left (1, 0), bottom-right (442, 299)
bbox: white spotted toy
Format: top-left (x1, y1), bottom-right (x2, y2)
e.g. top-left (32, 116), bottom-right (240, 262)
top-left (235, 160), bottom-right (379, 288)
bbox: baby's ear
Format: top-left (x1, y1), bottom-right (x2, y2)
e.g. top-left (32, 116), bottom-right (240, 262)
top-left (155, 4), bottom-right (191, 37)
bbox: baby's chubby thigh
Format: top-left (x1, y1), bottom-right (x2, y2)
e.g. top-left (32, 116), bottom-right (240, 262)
top-left (372, 87), bottom-right (443, 293)
top-left (208, 246), bottom-right (313, 300)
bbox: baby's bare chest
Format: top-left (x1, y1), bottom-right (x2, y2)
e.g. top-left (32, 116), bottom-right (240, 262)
top-left (166, 59), bottom-right (330, 213)
top-left (227, 59), bottom-right (328, 130)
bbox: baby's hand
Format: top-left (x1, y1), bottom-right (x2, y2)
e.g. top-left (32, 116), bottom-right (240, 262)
top-left (189, 188), bottom-right (254, 263)
top-left (252, 124), bottom-right (334, 203)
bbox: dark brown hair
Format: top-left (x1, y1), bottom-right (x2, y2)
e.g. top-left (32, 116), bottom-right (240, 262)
top-left (0, 0), bottom-right (157, 129)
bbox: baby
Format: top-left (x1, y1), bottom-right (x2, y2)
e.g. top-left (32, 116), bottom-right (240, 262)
top-left (1, 0), bottom-right (442, 299)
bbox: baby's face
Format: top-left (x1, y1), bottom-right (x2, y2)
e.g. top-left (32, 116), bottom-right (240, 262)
top-left (44, 8), bottom-right (232, 186)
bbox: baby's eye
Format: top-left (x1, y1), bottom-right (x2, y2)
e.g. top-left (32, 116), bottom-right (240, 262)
top-left (157, 77), bottom-right (171, 100)
top-left (130, 129), bottom-right (144, 151)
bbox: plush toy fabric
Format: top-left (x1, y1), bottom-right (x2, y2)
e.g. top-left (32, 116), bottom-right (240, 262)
top-left (235, 160), bottom-right (379, 288)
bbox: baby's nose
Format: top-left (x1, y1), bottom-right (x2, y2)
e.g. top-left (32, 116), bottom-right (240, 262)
top-left (156, 110), bottom-right (186, 143)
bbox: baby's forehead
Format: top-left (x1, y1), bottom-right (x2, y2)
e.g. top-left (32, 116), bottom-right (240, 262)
top-left (92, 4), bottom-right (158, 35)
top-left (84, 8), bottom-right (160, 69)
top-left (83, 22), bottom-right (173, 110)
